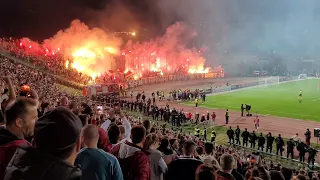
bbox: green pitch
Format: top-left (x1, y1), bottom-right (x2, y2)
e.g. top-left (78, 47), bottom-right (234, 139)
top-left (192, 79), bottom-right (320, 121)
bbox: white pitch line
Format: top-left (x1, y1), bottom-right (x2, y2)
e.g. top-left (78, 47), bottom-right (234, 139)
top-left (312, 98), bottom-right (320, 101)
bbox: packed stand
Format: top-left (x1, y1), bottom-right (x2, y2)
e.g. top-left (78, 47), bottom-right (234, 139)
top-left (0, 38), bottom-right (90, 84)
top-left (0, 60), bottom-right (319, 180)
top-left (0, 98), bottom-right (318, 179)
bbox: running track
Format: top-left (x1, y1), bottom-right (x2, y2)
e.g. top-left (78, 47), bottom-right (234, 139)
top-left (131, 77), bottom-right (320, 144)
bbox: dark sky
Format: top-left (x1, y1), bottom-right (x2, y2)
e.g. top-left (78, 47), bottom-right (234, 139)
top-left (0, 0), bottom-right (165, 40)
top-left (2, 0), bottom-right (320, 58)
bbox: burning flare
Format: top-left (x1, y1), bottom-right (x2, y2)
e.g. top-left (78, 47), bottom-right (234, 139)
top-left (17, 20), bottom-right (210, 80)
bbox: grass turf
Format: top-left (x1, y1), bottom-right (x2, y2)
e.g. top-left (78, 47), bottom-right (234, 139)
top-left (186, 79), bottom-right (320, 121)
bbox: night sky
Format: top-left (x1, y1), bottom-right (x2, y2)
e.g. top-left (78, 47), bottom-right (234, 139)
top-left (0, 0), bottom-right (165, 40)
top-left (2, 0), bottom-right (320, 57)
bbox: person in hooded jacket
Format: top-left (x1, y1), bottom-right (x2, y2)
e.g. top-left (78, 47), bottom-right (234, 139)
top-left (0, 87), bottom-right (38, 179)
top-left (4, 107), bottom-right (83, 180)
top-left (110, 125), bottom-right (151, 180)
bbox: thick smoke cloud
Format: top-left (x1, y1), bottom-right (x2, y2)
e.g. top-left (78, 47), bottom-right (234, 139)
top-left (150, 0), bottom-right (320, 55)
top-left (124, 22), bottom-right (208, 75)
top-left (147, 0), bottom-right (320, 75)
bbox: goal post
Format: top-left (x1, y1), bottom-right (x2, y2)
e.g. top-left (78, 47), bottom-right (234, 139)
top-left (298, 74), bottom-right (307, 79)
top-left (258, 76), bottom-right (280, 86)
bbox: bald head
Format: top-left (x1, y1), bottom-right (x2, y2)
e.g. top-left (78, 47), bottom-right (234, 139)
top-left (60, 96), bottom-right (68, 107)
top-left (82, 125), bottom-right (99, 141)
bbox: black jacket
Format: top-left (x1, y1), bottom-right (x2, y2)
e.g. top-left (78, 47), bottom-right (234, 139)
top-left (241, 131), bottom-right (250, 140)
top-left (227, 129), bottom-right (234, 137)
top-left (166, 157), bottom-right (203, 180)
top-left (266, 135), bottom-right (274, 145)
top-left (249, 133), bottom-right (257, 143)
top-left (0, 127), bottom-right (20, 146)
top-left (287, 140), bottom-right (295, 152)
top-left (4, 147), bottom-right (81, 180)
top-left (257, 136), bottom-right (265, 146)
top-left (275, 137), bottom-right (284, 146)
top-left (235, 128), bottom-right (241, 138)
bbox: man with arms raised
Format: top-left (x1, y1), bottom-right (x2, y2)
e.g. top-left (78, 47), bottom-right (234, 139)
top-left (110, 125), bottom-right (151, 180)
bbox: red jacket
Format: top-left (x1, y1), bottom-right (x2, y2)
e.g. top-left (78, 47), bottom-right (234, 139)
top-left (97, 127), bottom-right (112, 152)
top-left (110, 141), bottom-right (151, 180)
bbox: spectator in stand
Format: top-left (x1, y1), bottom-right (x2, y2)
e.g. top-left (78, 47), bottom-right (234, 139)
top-left (169, 138), bottom-right (180, 155)
top-left (201, 142), bottom-right (214, 162)
top-left (201, 142), bottom-right (221, 171)
top-left (215, 154), bottom-right (236, 180)
top-left (118, 113), bottom-right (132, 143)
top-left (101, 109), bottom-right (131, 143)
top-left (144, 133), bottom-right (167, 180)
top-left (0, 81), bottom-right (38, 179)
top-left (143, 119), bottom-right (152, 135)
top-left (270, 170), bottom-right (285, 180)
top-left (195, 165), bottom-right (216, 180)
top-left (166, 141), bottom-right (203, 180)
top-left (75, 124), bottom-right (123, 180)
top-left (110, 125), bottom-right (151, 180)
top-left (158, 138), bottom-right (175, 165)
top-left (0, 77), bottom-right (15, 112)
top-left (281, 167), bottom-right (293, 180)
top-left (60, 96), bottom-right (69, 107)
top-left (0, 97), bottom-right (38, 179)
top-left (4, 107), bottom-right (82, 180)
top-left (106, 124), bottom-right (122, 151)
top-left (304, 129), bottom-right (311, 146)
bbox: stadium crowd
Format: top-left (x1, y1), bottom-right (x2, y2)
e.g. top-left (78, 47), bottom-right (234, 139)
top-left (0, 50), bottom-right (319, 180)
top-left (0, 38), bottom-right (90, 85)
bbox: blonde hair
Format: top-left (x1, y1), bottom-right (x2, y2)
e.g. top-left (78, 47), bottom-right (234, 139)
top-left (143, 133), bottom-right (159, 150)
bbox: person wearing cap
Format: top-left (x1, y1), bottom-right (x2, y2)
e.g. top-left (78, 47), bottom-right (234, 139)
top-left (4, 107), bottom-right (82, 180)
top-left (110, 125), bottom-right (151, 180)
top-left (75, 125), bottom-right (123, 180)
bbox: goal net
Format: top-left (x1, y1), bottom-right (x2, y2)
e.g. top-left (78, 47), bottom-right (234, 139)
top-left (258, 76), bottom-right (280, 86)
top-left (298, 74), bottom-right (307, 79)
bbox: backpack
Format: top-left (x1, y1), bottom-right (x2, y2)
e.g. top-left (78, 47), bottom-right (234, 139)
top-left (0, 140), bottom-right (29, 179)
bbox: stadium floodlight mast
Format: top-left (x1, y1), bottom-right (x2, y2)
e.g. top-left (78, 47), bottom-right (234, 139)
top-left (114, 31), bottom-right (136, 36)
